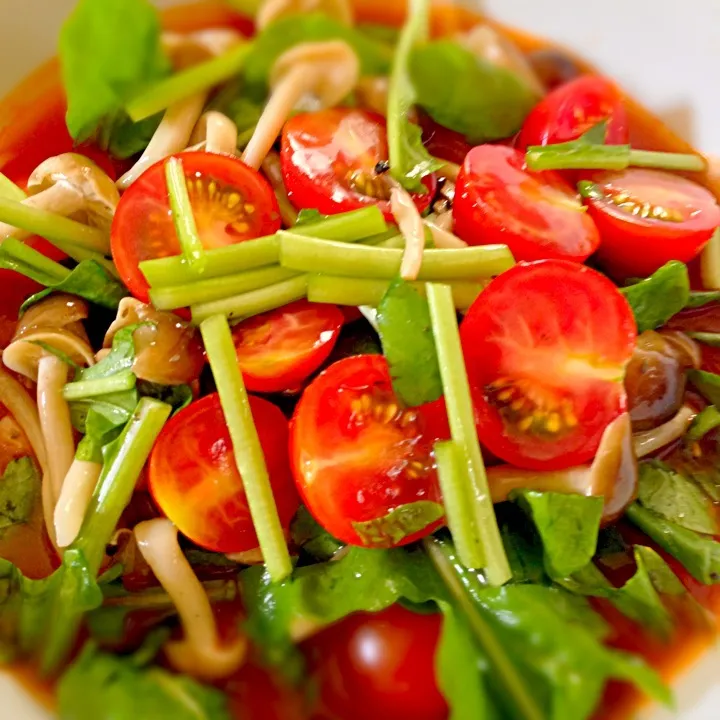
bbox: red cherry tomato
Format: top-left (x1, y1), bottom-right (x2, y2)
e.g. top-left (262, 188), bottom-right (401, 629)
top-left (460, 260), bottom-right (637, 470)
top-left (418, 110), bottom-right (472, 166)
top-left (231, 300), bottom-right (344, 393)
top-left (111, 152), bottom-right (281, 302)
top-left (289, 355), bottom-right (448, 548)
top-left (0, 271), bottom-right (43, 349)
top-left (281, 108), bottom-right (436, 222)
top-left (585, 169), bottom-right (720, 278)
top-left (148, 393), bottom-right (298, 553)
top-left (516, 75), bottom-right (629, 149)
top-left (453, 145), bottom-right (600, 263)
top-left (303, 604), bottom-right (447, 720)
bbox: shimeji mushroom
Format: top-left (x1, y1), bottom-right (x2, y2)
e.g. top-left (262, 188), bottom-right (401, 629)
top-left (242, 40), bottom-right (360, 170)
top-left (162, 28), bottom-right (242, 69)
top-left (355, 76), bottom-right (389, 116)
top-left (0, 153), bottom-right (119, 240)
top-left (188, 110), bottom-right (239, 155)
top-left (256, 0), bottom-right (353, 30)
top-left (261, 151), bottom-right (298, 226)
top-left (135, 518), bottom-right (247, 680)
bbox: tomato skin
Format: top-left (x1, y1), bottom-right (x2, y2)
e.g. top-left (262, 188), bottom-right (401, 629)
top-left (453, 145), bottom-right (600, 263)
top-left (586, 169), bottom-right (720, 278)
top-left (289, 355), bottom-right (448, 548)
top-left (281, 108), bottom-right (436, 222)
top-left (418, 110), bottom-right (472, 166)
top-left (232, 300), bottom-right (344, 394)
top-left (516, 75), bottom-right (629, 150)
top-left (148, 393), bottom-right (298, 554)
top-left (303, 605), bottom-right (447, 720)
top-left (111, 152), bottom-right (281, 302)
top-left (461, 260), bottom-right (637, 470)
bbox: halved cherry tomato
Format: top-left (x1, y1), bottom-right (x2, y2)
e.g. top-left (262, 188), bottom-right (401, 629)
top-left (148, 393), bottom-right (298, 554)
top-left (111, 152), bottom-right (281, 302)
top-left (460, 260), bottom-right (637, 470)
top-left (303, 604), bottom-right (447, 720)
top-left (516, 75), bottom-right (629, 149)
top-left (453, 145), bottom-right (600, 262)
top-left (0, 271), bottom-right (43, 349)
top-left (289, 355), bottom-right (448, 547)
top-left (281, 108), bottom-right (436, 222)
top-left (231, 300), bottom-right (344, 394)
top-left (585, 169), bottom-right (720, 278)
top-left (418, 110), bottom-right (472, 166)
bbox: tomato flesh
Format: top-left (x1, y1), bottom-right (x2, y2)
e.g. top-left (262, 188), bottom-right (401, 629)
top-left (111, 152), bottom-right (281, 302)
top-left (453, 145), bottom-right (600, 263)
top-left (460, 260), bottom-right (637, 470)
top-left (289, 355), bottom-right (448, 547)
top-left (148, 393), bottom-right (298, 553)
top-left (281, 108), bottom-right (436, 222)
top-left (585, 169), bottom-right (720, 278)
top-left (516, 75), bottom-right (629, 149)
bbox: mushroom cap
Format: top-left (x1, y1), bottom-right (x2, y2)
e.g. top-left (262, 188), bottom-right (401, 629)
top-left (257, 0), bottom-right (353, 31)
top-left (27, 153), bottom-right (120, 230)
top-left (271, 40), bottom-right (360, 110)
top-left (162, 28), bottom-right (243, 68)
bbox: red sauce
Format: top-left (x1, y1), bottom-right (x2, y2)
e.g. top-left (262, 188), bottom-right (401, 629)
top-left (1, 2), bottom-right (719, 718)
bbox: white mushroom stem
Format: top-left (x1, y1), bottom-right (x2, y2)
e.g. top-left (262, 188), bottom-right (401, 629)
top-left (425, 217), bottom-right (467, 249)
top-left (189, 111), bottom-right (239, 156)
top-left (633, 405), bottom-right (697, 458)
top-left (391, 185), bottom-right (426, 281)
top-left (54, 459), bottom-right (103, 548)
top-left (135, 519), bottom-right (247, 681)
top-left (261, 152), bottom-right (298, 226)
top-left (118, 93), bottom-right (208, 189)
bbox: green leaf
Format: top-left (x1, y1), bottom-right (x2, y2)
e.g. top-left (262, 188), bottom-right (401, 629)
top-left (290, 505), bottom-right (343, 562)
top-left (294, 208), bottom-right (328, 226)
top-left (244, 13), bottom-right (392, 87)
top-left (137, 381), bottom-right (193, 414)
top-left (619, 261), bottom-right (690, 333)
top-left (376, 278), bottom-right (443, 406)
top-left (637, 461), bottom-right (718, 535)
top-left (0, 458), bottom-right (40, 533)
top-left (513, 491), bottom-right (604, 577)
top-left (351, 500), bottom-right (445, 547)
top-left (386, 0), bottom-right (443, 192)
top-left (58, 643), bottom-right (231, 720)
top-left (410, 40), bottom-right (537, 144)
top-left (104, 111), bottom-right (163, 159)
top-left (59, 0), bottom-right (170, 141)
top-left (686, 291), bottom-right (720, 309)
top-left (626, 502), bottom-right (720, 584)
top-left (80, 326), bottom-right (138, 382)
top-left (688, 368), bottom-right (720, 407)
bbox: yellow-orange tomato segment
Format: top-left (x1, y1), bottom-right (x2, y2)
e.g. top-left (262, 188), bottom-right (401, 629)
top-left (148, 393), bottom-right (298, 553)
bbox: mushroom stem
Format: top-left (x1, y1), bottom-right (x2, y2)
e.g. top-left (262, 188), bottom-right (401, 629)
top-left (190, 111), bottom-right (239, 156)
top-left (135, 518), bottom-right (247, 681)
top-left (118, 93), bottom-right (208, 190)
top-left (633, 405), bottom-right (697, 458)
top-left (54, 459), bottom-right (103, 548)
top-left (391, 185), bottom-right (426, 281)
top-left (261, 152), bottom-right (298, 226)
top-left (425, 217), bottom-right (468, 249)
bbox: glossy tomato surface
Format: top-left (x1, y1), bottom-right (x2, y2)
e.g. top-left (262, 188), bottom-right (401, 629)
top-left (232, 300), bottom-right (344, 394)
top-left (111, 152), bottom-right (281, 302)
top-left (281, 108), bottom-right (436, 221)
top-left (290, 355), bottom-right (448, 547)
top-left (586, 169), bottom-right (720, 278)
top-left (453, 145), bottom-right (600, 262)
top-left (461, 260), bottom-right (637, 470)
top-left (304, 604), bottom-right (447, 720)
top-left (419, 110), bottom-right (473, 166)
top-left (516, 75), bottom-right (629, 149)
top-left (148, 393), bottom-right (298, 553)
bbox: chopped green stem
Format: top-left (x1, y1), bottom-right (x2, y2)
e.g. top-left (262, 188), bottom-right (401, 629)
top-left (151, 265), bottom-right (298, 310)
top-left (526, 143), bottom-right (706, 172)
top-left (63, 371), bottom-right (137, 401)
top-left (63, 245), bottom-right (121, 280)
top-left (0, 196), bottom-right (110, 255)
top-left (191, 275), bottom-right (308, 324)
top-left (426, 283), bottom-right (510, 584)
top-left (0, 237), bottom-right (70, 285)
top-left (126, 41), bottom-right (253, 122)
top-left (140, 207), bottom-right (387, 287)
top-left (165, 157), bottom-right (205, 272)
top-left (686, 331), bottom-right (720, 347)
top-left (0, 172), bottom-right (27, 202)
top-left (281, 233), bottom-right (514, 280)
top-left (425, 536), bottom-right (545, 720)
top-left (200, 314), bottom-right (292, 582)
top-left (307, 274), bottom-right (483, 308)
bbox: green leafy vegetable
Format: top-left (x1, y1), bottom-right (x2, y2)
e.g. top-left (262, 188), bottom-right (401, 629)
top-left (619, 261), bottom-right (689, 333)
top-left (386, 0), bottom-right (443, 192)
top-left (376, 278), bottom-right (443, 406)
top-left (58, 642), bottom-right (231, 720)
top-left (290, 505), bottom-right (343, 562)
top-left (513, 491), bottom-right (603, 577)
top-left (244, 13), bottom-right (392, 87)
top-left (59, 0), bottom-right (170, 141)
top-left (410, 41), bottom-right (537, 144)
top-left (136, 381), bottom-right (193, 415)
top-left (352, 501), bottom-right (444, 547)
top-left (637, 461), bottom-right (718, 535)
top-left (0, 458), bottom-right (40, 533)
top-left (689, 369), bottom-right (720, 407)
top-left (103, 111), bottom-right (162, 159)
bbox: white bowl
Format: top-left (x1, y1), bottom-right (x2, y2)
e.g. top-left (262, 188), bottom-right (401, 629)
top-left (0, 1), bottom-right (718, 718)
